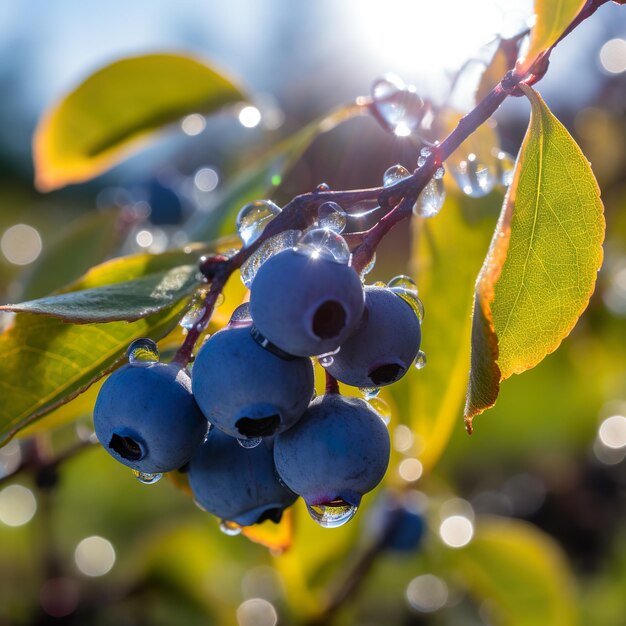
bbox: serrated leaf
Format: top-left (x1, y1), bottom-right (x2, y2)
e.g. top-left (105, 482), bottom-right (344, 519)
top-left (2, 265), bottom-right (200, 323)
top-left (465, 86), bottom-right (604, 427)
top-left (402, 196), bottom-right (497, 473)
top-left (519, 0), bottom-right (586, 73)
top-left (0, 248), bottom-right (209, 444)
top-left (446, 517), bottom-right (578, 626)
top-left (186, 102), bottom-right (364, 242)
top-left (34, 53), bottom-right (245, 191)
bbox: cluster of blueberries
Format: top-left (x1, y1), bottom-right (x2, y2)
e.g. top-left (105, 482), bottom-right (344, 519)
top-left (93, 234), bottom-right (423, 529)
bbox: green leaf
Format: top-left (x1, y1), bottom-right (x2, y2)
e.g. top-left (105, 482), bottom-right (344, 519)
top-left (0, 248), bottom-right (207, 444)
top-left (476, 43), bottom-right (511, 104)
top-left (465, 86), bottom-right (605, 428)
top-left (519, 0), bottom-right (586, 73)
top-left (400, 195), bottom-right (497, 473)
top-left (186, 103), bottom-right (364, 242)
top-left (445, 517), bottom-right (579, 626)
top-left (20, 208), bottom-right (121, 300)
top-left (33, 53), bottom-right (245, 191)
top-left (2, 265), bottom-right (200, 323)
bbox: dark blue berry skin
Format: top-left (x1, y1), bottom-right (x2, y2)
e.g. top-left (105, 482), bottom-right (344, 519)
top-left (94, 363), bottom-right (208, 474)
top-left (191, 323), bottom-right (314, 439)
top-left (326, 286), bottom-right (421, 387)
top-left (249, 248), bottom-right (365, 357)
top-left (188, 429), bottom-right (298, 526)
top-left (273, 394), bottom-right (390, 508)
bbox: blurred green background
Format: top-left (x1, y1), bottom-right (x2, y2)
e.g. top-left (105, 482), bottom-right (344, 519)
top-left (0, 1), bottom-right (625, 625)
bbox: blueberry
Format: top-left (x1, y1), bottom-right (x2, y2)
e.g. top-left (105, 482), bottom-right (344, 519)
top-left (191, 322), bottom-right (314, 439)
top-left (188, 429), bottom-right (297, 526)
top-left (371, 492), bottom-right (426, 553)
top-left (273, 394), bottom-right (390, 525)
top-left (94, 363), bottom-right (208, 474)
top-left (249, 248), bottom-right (365, 357)
top-left (325, 286), bottom-right (421, 387)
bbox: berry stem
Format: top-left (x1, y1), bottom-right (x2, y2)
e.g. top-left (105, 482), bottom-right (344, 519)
top-left (324, 370), bottom-right (340, 395)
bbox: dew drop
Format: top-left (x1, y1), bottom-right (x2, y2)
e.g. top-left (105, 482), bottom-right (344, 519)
top-left (237, 437), bottom-right (263, 449)
top-left (316, 182), bottom-right (330, 192)
top-left (453, 154), bottom-right (496, 198)
top-left (359, 386), bottom-right (381, 400)
top-left (383, 164), bottom-right (411, 188)
top-left (371, 75), bottom-right (424, 137)
top-left (240, 230), bottom-right (301, 287)
top-left (387, 275), bottom-right (417, 292)
top-left (317, 346), bottom-right (340, 368)
top-left (180, 294), bottom-right (206, 330)
top-left (230, 303), bottom-right (252, 324)
top-left (131, 470), bottom-right (162, 485)
top-left (306, 500), bottom-right (359, 528)
top-left (296, 228), bottom-right (350, 265)
top-left (413, 178), bottom-right (446, 218)
top-left (494, 150), bottom-right (515, 186)
top-left (127, 338), bottom-right (160, 367)
top-left (434, 166), bottom-right (445, 180)
top-left (388, 276), bottom-right (424, 322)
top-left (360, 253), bottom-right (377, 281)
top-left (414, 351), bottom-right (427, 370)
top-left (417, 147), bottom-right (431, 167)
top-left (236, 200), bottom-right (281, 247)
top-left (220, 520), bottom-right (242, 536)
top-left (318, 202), bottom-right (347, 234)
top-left (368, 397), bottom-right (392, 424)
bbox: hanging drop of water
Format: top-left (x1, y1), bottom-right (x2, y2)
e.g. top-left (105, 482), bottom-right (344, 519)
top-left (180, 294), bottom-right (207, 330)
top-left (359, 386), bottom-right (381, 400)
top-left (306, 500), bottom-right (359, 528)
top-left (453, 153), bottom-right (496, 198)
top-left (296, 228), bottom-right (350, 264)
top-left (237, 437), bottom-right (263, 449)
top-left (383, 164), bottom-right (411, 188)
top-left (417, 147), bottom-right (431, 167)
top-left (220, 520), bottom-right (242, 536)
top-left (127, 338), bottom-right (160, 367)
top-left (494, 150), bottom-right (515, 186)
top-left (318, 202), bottom-right (347, 234)
top-left (414, 350), bottom-right (427, 370)
top-left (368, 397), bottom-right (392, 424)
top-left (236, 200), bottom-right (281, 247)
top-left (132, 469), bottom-right (162, 485)
top-left (360, 253), bottom-right (377, 282)
top-left (413, 178), bottom-right (446, 218)
top-left (229, 303), bottom-right (252, 324)
top-left (371, 75), bottom-right (424, 137)
top-left (240, 230), bottom-right (301, 287)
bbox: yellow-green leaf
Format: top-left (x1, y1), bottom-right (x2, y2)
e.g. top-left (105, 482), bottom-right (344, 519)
top-left (465, 86), bottom-right (604, 427)
top-left (446, 517), bottom-right (579, 626)
top-left (476, 44), bottom-right (511, 104)
top-left (34, 53), bottom-right (245, 191)
top-left (519, 0), bottom-right (586, 73)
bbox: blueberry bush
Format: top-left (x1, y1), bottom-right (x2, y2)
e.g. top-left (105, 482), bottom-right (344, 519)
top-left (0, 1), bottom-right (625, 625)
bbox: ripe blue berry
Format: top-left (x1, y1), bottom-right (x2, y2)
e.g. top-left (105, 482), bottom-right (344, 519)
top-left (188, 429), bottom-right (297, 526)
top-left (273, 393), bottom-right (390, 527)
top-left (191, 322), bottom-right (314, 439)
top-left (249, 248), bottom-right (365, 357)
top-left (325, 286), bottom-right (421, 387)
top-left (94, 363), bottom-right (207, 474)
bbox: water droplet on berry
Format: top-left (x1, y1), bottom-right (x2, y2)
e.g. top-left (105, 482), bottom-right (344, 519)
top-left (383, 164), bottom-right (411, 188)
top-left (414, 351), bottom-right (427, 369)
top-left (132, 469), bottom-right (162, 485)
top-left (316, 182), bottom-right (330, 192)
top-left (296, 228), bottom-right (351, 265)
top-left (230, 303), bottom-right (252, 324)
top-left (237, 437), bottom-right (263, 449)
top-left (180, 295), bottom-right (206, 330)
top-left (368, 397), bottom-right (392, 424)
top-left (388, 276), bottom-right (424, 322)
top-left (307, 500), bottom-right (359, 528)
top-left (387, 275), bottom-right (417, 291)
top-left (127, 338), bottom-right (160, 367)
top-left (317, 346), bottom-right (340, 368)
top-left (240, 230), bottom-right (301, 287)
top-left (413, 178), bottom-right (446, 218)
top-left (236, 200), bottom-right (281, 247)
top-left (360, 253), bottom-right (377, 281)
top-left (494, 150), bottom-right (515, 186)
top-left (318, 202), bottom-right (347, 234)
top-left (453, 154), bottom-right (495, 198)
top-left (220, 520), bottom-right (242, 536)
top-left (371, 75), bottom-right (424, 137)
top-left (417, 147), bottom-right (431, 167)
top-left (359, 386), bottom-right (381, 399)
